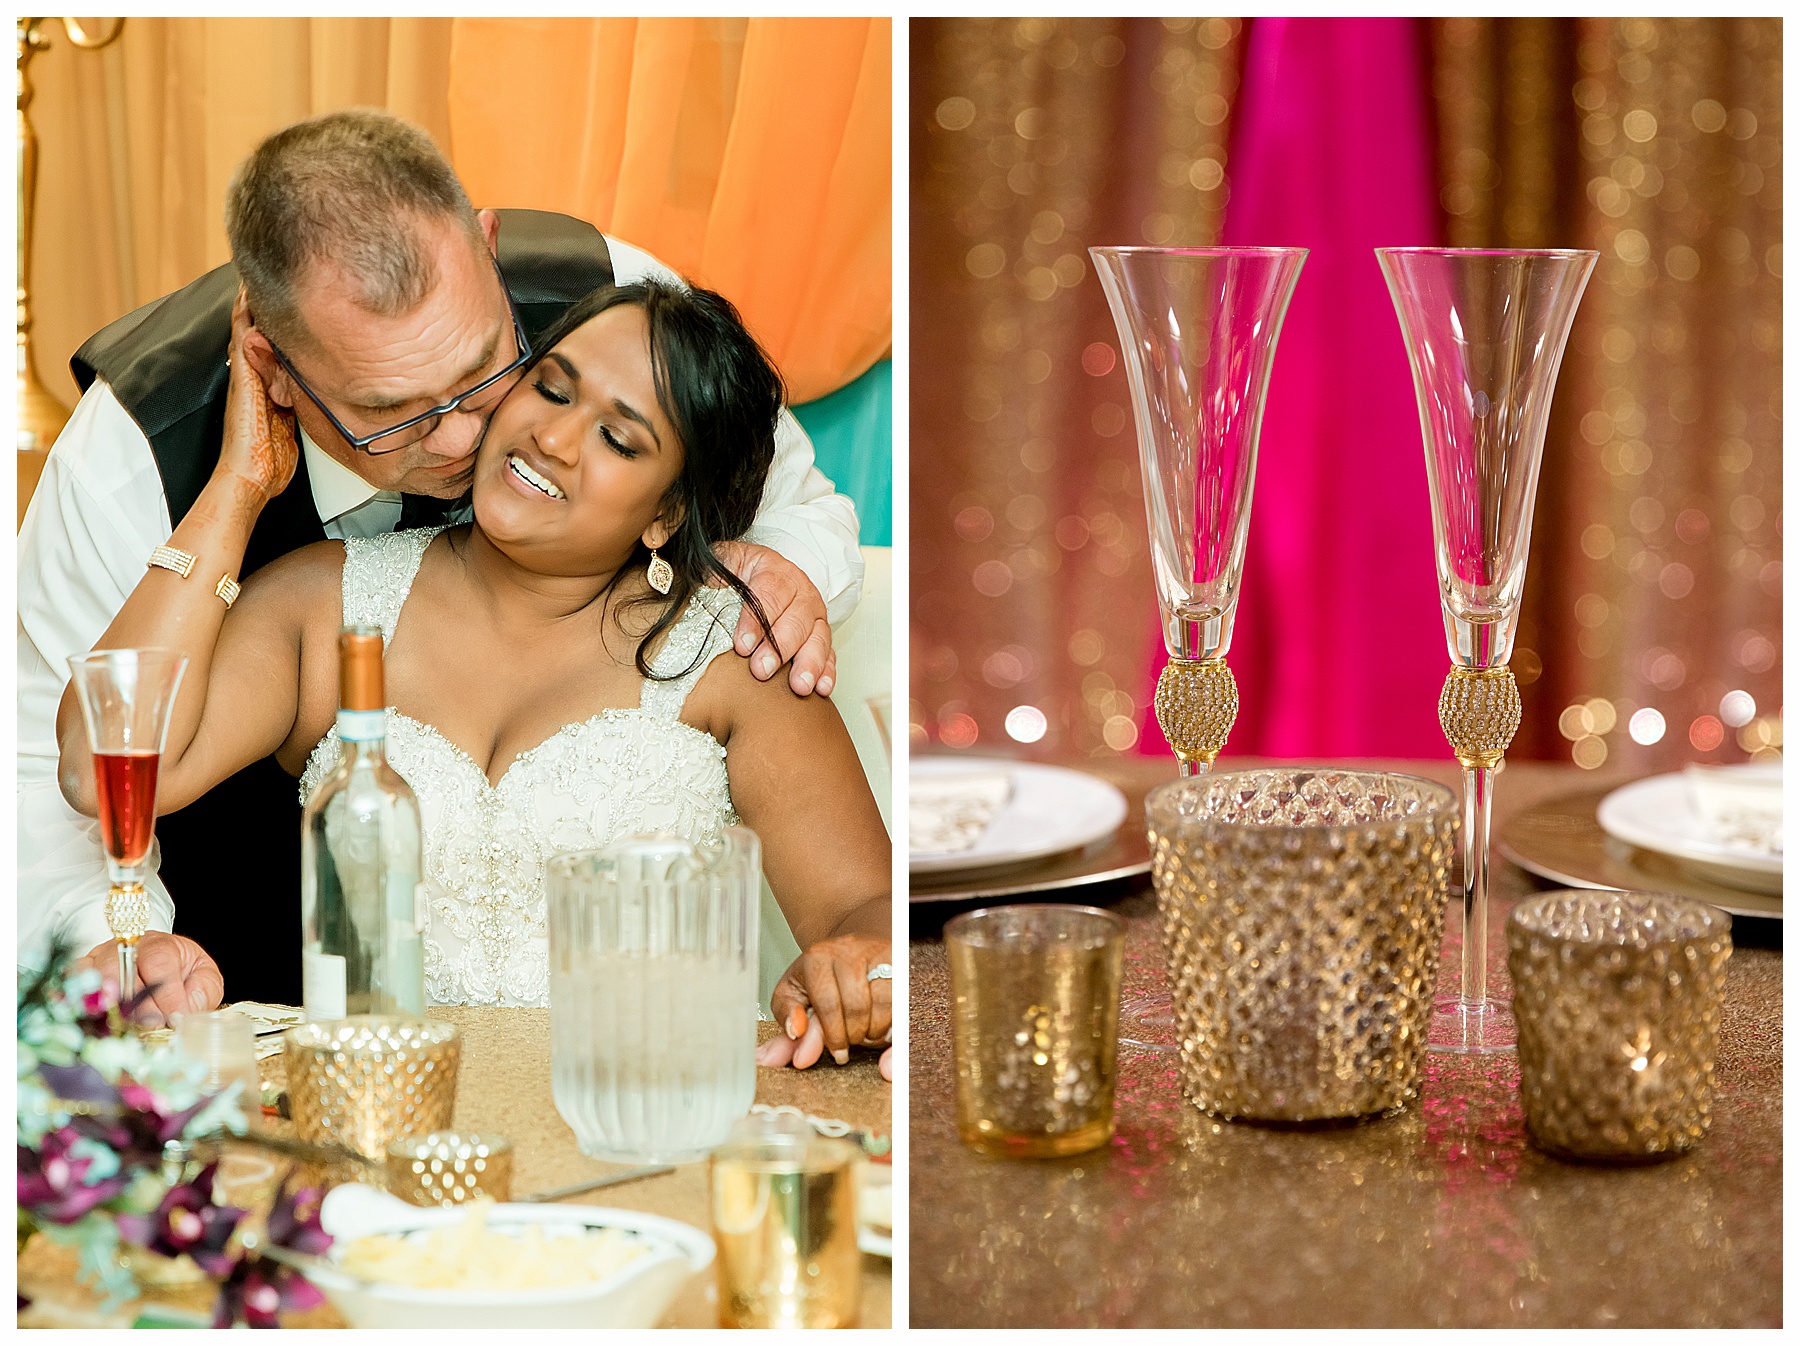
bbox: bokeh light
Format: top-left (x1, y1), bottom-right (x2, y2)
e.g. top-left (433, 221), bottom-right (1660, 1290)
top-left (1558, 704), bottom-right (1594, 740)
top-left (939, 711), bottom-right (979, 750)
top-left (1102, 715), bottom-right (1138, 751)
top-left (913, 18), bottom-right (1777, 768)
top-left (1688, 715), bottom-right (1724, 752)
top-left (1719, 689), bottom-right (1756, 727)
top-left (1005, 705), bottom-right (1048, 743)
top-left (1628, 707), bottom-right (1666, 744)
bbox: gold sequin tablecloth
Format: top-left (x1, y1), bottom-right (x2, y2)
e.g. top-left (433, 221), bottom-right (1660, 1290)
top-left (20, 1012), bottom-right (891, 1329)
top-left (908, 759), bottom-right (1781, 1328)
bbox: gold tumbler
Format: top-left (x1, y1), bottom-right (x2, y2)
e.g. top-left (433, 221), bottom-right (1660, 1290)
top-left (385, 1131), bottom-right (513, 1206)
top-left (1508, 890), bottom-right (1732, 1162)
top-left (285, 1017), bottom-right (461, 1163)
top-left (946, 904), bottom-right (1126, 1158)
top-left (710, 1114), bottom-right (862, 1328)
top-left (1145, 769), bottom-right (1458, 1123)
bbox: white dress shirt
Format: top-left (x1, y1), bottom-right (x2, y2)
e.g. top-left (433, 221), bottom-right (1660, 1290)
top-left (18, 234), bottom-right (864, 968)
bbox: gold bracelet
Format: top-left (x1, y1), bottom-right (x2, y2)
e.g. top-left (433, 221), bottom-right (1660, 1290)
top-left (147, 545), bottom-right (239, 608)
top-left (147, 544), bottom-right (197, 578)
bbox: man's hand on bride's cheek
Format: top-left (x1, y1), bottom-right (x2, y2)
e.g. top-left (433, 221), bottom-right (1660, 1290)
top-left (76, 932), bottom-right (224, 1028)
top-left (711, 542), bottom-right (837, 698)
top-left (760, 934), bottom-right (892, 1070)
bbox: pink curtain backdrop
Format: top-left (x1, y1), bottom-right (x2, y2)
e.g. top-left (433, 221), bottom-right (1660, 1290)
top-left (1140, 17), bottom-right (1451, 762)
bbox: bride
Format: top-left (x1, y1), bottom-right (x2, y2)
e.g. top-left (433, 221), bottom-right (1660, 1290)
top-left (58, 278), bottom-right (891, 1073)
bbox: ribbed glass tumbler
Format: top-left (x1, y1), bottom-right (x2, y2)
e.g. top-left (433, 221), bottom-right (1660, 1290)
top-left (1508, 890), bottom-right (1732, 1163)
top-left (546, 831), bottom-right (762, 1165)
top-left (1145, 769), bottom-right (1458, 1123)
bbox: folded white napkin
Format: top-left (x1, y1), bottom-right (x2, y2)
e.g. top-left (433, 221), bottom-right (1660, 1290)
top-left (910, 771), bottom-right (1014, 854)
top-left (1686, 764), bottom-right (1783, 856)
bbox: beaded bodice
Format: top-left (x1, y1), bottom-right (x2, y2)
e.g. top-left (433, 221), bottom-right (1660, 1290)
top-left (300, 529), bottom-right (740, 1007)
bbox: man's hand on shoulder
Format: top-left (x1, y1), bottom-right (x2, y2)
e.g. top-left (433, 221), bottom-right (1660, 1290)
top-left (712, 541), bottom-right (836, 697)
top-left (77, 932), bottom-right (224, 1027)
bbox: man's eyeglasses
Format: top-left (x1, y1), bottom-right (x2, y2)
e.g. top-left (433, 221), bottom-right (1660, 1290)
top-left (266, 252), bottom-right (534, 456)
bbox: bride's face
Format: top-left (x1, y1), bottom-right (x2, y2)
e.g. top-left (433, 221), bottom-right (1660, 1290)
top-left (471, 304), bottom-right (685, 575)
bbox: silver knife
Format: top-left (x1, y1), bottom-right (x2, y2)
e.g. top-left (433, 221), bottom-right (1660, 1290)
top-left (516, 1165), bottom-right (675, 1204)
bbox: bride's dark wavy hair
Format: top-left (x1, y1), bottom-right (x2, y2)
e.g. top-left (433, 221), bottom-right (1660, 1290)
top-left (523, 279), bottom-right (784, 680)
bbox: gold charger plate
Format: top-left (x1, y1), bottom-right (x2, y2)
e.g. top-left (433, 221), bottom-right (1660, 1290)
top-left (1498, 785), bottom-right (1782, 921)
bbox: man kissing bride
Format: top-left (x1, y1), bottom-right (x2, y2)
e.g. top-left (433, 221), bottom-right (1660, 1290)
top-left (22, 109), bottom-right (891, 1073)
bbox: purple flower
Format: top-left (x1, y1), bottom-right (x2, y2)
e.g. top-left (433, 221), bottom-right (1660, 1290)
top-left (17, 1130), bottom-right (129, 1224)
top-left (116, 1078), bottom-right (212, 1141)
top-left (215, 1260), bottom-right (326, 1329)
top-left (36, 1061), bottom-right (119, 1108)
top-left (115, 1163), bottom-right (244, 1279)
top-left (267, 1186), bottom-right (333, 1259)
top-left (209, 1185), bottom-right (334, 1327)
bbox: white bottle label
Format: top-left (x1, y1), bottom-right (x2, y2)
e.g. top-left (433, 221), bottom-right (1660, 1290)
top-left (303, 947), bottom-right (348, 1021)
top-left (336, 708), bottom-right (387, 743)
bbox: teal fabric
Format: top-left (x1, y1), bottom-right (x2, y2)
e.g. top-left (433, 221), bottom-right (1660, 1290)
top-left (791, 359), bottom-right (892, 546)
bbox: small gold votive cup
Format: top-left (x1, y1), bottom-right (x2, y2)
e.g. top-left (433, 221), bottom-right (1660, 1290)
top-left (385, 1131), bottom-right (513, 1206)
top-left (710, 1113), bottom-right (862, 1328)
top-left (285, 1017), bottom-right (461, 1163)
top-left (1508, 889), bottom-right (1732, 1163)
top-left (1146, 768), bottom-right (1458, 1123)
top-left (946, 904), bottom-right (1126, 1158)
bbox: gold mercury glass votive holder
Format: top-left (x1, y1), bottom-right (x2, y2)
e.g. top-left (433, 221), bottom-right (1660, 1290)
top-left (710, 1112), bottom-right (863, 1328)
top-left (385, 1131), bottom-right (513, 1206)
top-left (946, 904), bottom-right (1126, 1158)
top-left (1146, 768), bottom-right (1458, 1123)
top-left (285, 1017), bottom-right (461, 1164)
top-left (1508, 889), bottom-right (1732, 1163)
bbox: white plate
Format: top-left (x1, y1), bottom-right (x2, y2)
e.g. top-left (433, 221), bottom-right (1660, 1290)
top-left (1597, 772), bottom-right (1783, 896)
top-left (858, 1164), bottom-right (892, 1258)
top-left (313, 1184), bottom-right (713, 1330)
top-left (910, 758), bottom-right (1129, 877)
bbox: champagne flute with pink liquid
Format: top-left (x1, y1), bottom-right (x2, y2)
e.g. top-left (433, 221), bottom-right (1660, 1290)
top-left (67, 649), bottom-right (189, 1003)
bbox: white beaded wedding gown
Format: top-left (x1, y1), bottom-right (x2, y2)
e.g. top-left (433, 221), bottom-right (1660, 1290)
top-left (298, 527), bottom-right (749, 1008)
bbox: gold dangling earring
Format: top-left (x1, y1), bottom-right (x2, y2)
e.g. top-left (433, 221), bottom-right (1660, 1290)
top-left (647, 548), bottom-right (674, 595)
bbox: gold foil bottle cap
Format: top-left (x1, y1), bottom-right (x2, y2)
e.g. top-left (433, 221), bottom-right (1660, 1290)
top-left (338, 626), bottom-right (385, 712)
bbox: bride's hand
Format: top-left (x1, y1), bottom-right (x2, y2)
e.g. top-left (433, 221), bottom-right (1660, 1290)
top-left (759, 934), bottom-right (891, 1069)
top-left (219, 286), bottom-right (299, 506)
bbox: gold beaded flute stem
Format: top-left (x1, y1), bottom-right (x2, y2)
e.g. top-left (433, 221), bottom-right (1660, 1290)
top-left (1154, 657), bottom-right (1239, 776)
top-left (106, 881), bottom-right (152, 1004)
top-left (1437, 664), bottom-right (1522, 1025)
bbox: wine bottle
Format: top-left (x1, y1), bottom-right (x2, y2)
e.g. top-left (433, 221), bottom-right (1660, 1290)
top-left (300, 625), bottom-right (425, 1020)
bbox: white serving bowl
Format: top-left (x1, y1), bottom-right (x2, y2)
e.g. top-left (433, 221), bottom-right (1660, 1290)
top-left (311, 1183), bottom-right (714, 1329)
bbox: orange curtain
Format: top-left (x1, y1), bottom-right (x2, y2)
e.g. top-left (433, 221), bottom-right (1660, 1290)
top-left (445, 17), bottom-right (890, 404)
top-left (25, 17), bottom-right (457, 411)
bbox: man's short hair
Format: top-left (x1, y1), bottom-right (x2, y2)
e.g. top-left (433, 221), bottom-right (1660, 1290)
top-left (224, 108), bottom-right (482, 352)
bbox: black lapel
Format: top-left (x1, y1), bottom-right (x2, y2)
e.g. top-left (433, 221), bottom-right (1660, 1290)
top-left (243, 449), bottom-right (327, 578)
top-left (494, 208), bottom-right (615, 347)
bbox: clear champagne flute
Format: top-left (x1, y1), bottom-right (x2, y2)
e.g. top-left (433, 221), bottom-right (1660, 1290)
top-left (1092, 245), bottom-right (1307, 1050)
top-left (66, 648), bottom-right (189, 1004)
top-left (1376, 247), bottom-right (1597, 1055)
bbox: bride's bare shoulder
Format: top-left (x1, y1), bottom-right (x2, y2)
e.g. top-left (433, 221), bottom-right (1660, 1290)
top-left (235, 539), bottom-right (346, 618)
top-left (681, 624), bottom-right (848, 747)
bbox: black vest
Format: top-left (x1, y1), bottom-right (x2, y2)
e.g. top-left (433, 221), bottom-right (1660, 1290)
top-left (71, 209), bottom-right (614, 1004)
